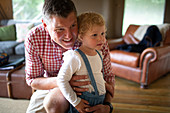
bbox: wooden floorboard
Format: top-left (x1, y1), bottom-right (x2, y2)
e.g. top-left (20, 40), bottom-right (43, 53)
top-left (112, 103), bottom-right (170, 113)
top-left (111, 73), bottom-right (170, 113)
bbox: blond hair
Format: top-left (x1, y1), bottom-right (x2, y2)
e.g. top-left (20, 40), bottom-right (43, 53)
top-left (77, 12), bottom-right (105, 37)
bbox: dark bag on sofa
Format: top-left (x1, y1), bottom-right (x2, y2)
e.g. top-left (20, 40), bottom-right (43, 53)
top-left (116, 25), bottom-right (162, 53)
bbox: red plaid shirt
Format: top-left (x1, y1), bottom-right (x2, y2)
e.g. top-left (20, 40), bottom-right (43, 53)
top-left (25, 24), bottom-right (115, 86)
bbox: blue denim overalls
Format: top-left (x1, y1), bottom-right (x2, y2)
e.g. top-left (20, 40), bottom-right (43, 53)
top-left (68, 49), bottom-right (105, 113)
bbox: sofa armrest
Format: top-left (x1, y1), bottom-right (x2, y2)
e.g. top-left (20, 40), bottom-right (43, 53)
top-left (107, 38), bottom-right (125, 50)
top-left (139, 45), bottom-right (170, 84)
top-left (139, 46), bottom-right (170, 68)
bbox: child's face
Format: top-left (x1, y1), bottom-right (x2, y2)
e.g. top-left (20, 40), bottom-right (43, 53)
top-left (80, 25), bottom-right (106, 50)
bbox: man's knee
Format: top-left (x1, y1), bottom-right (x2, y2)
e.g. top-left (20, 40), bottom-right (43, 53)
top-left (43, 88), bottom-right (69, 113)
top-left (27, 90), bottom-right (48, 113)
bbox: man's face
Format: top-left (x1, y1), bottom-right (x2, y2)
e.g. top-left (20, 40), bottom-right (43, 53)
top-left (44, 12), bottom-right (78, 50)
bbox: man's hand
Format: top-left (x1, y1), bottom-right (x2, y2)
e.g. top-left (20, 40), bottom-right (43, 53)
top-left (84, 82), bottom-right (114, 113)
top-left (85, 104), bottom-right (110, 113)
top-left (69, 75), bottom-right (90, 95)
top-left (75, 99), bottom-right (90, 113)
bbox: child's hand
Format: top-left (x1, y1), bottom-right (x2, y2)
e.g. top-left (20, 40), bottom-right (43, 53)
top-left (75, 99), bottom-right (89, 113)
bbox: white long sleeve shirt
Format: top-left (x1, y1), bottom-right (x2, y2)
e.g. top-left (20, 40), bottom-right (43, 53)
top-left (57, 50), bottom-right (106, 107)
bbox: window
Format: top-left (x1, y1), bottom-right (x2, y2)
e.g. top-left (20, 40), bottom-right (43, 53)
top-left (12, 0), bottom-right (44, 21)
top-left (122, 0), bottom-right (166, 35)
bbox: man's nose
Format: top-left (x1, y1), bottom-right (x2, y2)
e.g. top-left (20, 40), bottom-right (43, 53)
top-left (65, 29), bottom-right (72, 38)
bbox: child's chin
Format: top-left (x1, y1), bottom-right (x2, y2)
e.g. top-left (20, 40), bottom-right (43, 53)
top-left (96, 47), bottom-right (102, 50)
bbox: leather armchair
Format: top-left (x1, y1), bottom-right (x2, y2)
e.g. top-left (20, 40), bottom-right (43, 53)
top-left (108, 24), bottom-right (170, 88)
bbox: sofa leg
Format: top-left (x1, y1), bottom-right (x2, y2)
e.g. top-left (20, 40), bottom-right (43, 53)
top-left (140, 84), bottom-right (148, 89)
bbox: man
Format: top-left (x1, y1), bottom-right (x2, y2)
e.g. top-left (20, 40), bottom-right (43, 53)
top-left (25, 0), bottom-right (114, 113)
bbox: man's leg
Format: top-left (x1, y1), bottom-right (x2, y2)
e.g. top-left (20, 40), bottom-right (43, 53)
top-left (43, 88), bottom-right (70, 113)
top-left (26, 90), bottom-right (49, 113)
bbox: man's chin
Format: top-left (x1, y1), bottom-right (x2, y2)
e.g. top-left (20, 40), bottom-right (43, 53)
top-left (62, 43), bottom-right (75, 50)
top-left (62, 39), bottom-right (76, 49)
top-left (63, 46), bottom-right (73, 50)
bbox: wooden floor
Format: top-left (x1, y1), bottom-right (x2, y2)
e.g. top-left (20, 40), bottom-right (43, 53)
top-left (111, 73), bottom-right (170, 113)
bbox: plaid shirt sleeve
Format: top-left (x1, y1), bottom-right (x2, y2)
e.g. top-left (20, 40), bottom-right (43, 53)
top-left (101, 41), bottom-right (115, 84)
top-left (25, 27), bottom-right (45, 86)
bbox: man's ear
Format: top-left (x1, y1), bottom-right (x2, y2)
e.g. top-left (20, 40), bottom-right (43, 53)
top-left (42, 19), bottom-right (48, 32)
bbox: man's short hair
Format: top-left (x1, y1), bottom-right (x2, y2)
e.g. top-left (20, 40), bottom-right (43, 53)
top-left (42, 0), bottom-right (77, 23)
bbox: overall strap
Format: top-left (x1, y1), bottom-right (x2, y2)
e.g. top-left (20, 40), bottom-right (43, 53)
top-left (76, 49), bottom-right (99, 96)
top-left (96, 50), bottom-right (102, 61)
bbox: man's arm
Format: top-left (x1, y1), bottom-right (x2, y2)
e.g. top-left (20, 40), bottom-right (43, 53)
top-left (31, 75), bottom-right (90, 91)
top-left (102, 41), bottom-right (115, 97)
top-left (69, 75), bottom-right (90, 95)
top-left (30, 77), bottom-right (58, 90)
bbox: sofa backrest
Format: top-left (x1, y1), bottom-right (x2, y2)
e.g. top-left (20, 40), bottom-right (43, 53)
top-left (123, 25), bottom-right (140, 44)
top-left (0, 19), bottom-right (41, 27)
top-left (123, 24), bottom-right (170, 46)
top-left (163, 27), bottom-right (170, 45)
top-left (0, 19), bottom-right (42, 42)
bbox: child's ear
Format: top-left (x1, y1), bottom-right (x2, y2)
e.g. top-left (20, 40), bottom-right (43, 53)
top-left (78, 34), bottom-right (83, 41)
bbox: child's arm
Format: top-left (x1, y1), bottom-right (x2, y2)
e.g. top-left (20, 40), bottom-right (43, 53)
top-left (57, 50), bottom-right (83, 107)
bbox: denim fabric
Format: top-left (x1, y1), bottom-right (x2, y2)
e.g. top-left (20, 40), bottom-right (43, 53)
top-left (68, 92), bottom-right (105, 113)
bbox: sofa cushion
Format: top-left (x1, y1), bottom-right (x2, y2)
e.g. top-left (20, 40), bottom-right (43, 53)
top-left (0, 41), bottom-right (20, 55)
top-left (110, 50), bottom-right (140, 68)
top-left (0, 25), bottom-right (16, 41)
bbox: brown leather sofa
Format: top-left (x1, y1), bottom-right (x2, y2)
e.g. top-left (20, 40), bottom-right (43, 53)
top-left (108, 24), bottom-right (170, 88)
